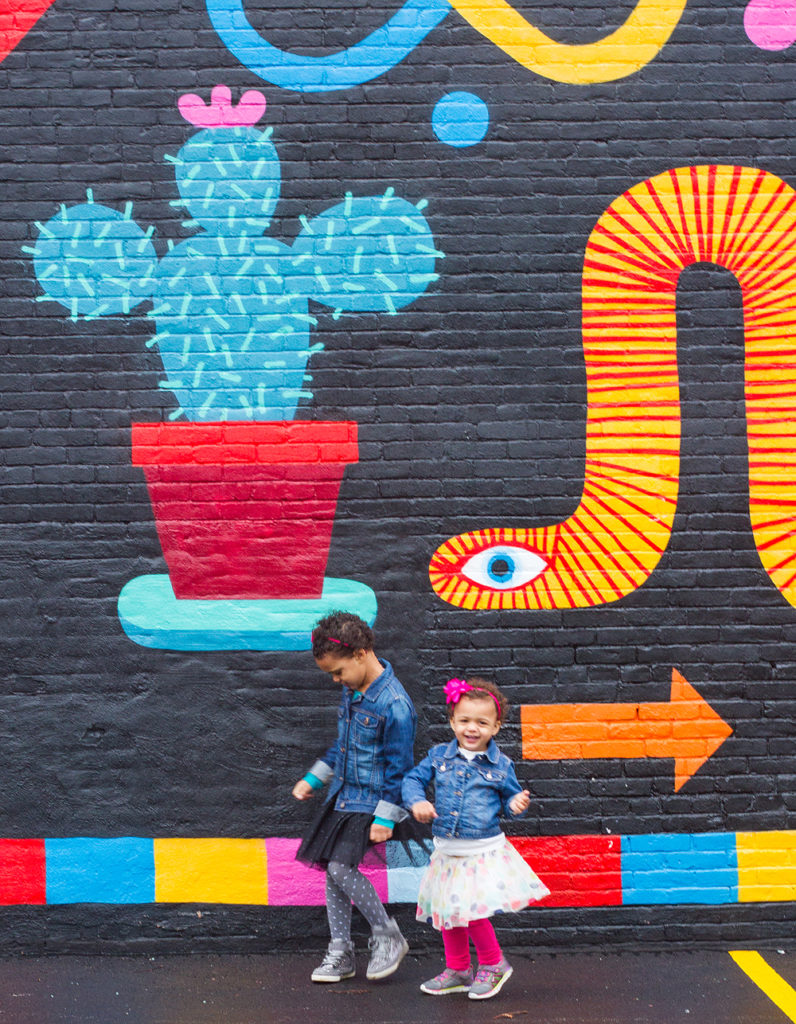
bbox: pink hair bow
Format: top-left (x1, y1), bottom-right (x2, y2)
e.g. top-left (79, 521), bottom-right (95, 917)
top-left (444, 678), bottom-right (472, 705)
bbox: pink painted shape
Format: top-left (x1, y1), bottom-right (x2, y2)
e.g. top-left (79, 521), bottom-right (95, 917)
top-left (178, 85), bottom-right (266, 129)
top-left (360, 845), bottom-right (390, 904)
top-left (744, 0), bottom-right (796, 50)
top-left (265, 838), bottom-right (389, 906)
top-left (265, 839), bottom-right (326, 905)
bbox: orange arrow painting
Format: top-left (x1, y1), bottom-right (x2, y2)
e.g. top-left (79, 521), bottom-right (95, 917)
top-left (0, 0), bottom-right (57, 65)
top-left (520, 669), bottom-right (732, 792)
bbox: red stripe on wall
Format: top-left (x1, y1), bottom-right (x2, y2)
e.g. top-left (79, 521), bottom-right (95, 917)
top-left (509, 835), bottom-right (623, 907)
top-left (0, 839), bottom-right (46, 905)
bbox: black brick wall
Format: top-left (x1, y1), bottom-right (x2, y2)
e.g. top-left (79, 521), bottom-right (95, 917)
top-left (1, 0), bottom-right (796, 951)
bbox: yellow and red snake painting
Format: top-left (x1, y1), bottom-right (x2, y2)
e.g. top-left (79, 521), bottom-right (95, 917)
top-left (430, 165), bottom-right (796, 611)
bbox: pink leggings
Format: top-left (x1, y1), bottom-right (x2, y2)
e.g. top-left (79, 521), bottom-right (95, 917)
top-left (442, 918), bottom-right (502, 970)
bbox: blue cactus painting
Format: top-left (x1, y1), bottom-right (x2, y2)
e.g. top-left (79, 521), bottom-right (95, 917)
top-left (28, 86), bottom-right (443, 422)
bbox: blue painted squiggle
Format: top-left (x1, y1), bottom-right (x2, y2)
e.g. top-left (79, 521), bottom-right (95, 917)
top-left (204, 0), bottom-right (451, 93)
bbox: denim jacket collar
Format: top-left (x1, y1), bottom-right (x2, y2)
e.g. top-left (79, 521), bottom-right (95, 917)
top-left (441, 736), bottom-right (501, 765)
top-left (347, 659), bottom-right (393, 706)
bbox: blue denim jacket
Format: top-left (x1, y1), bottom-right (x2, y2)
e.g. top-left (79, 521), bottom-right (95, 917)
top-left (309, 660), bottom-right (416, 823)
top-left (401, 738), bottom-right (525, 839)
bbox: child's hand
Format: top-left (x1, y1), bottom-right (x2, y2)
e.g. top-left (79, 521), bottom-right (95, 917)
top-left (369, 822), bottom-right (394, 843)
top-left (411, 800), bottom-right (438, 823)
top-left (292, 779), bottom-right (314, 801)
top-left (509, 789), bottom-right (531, 815)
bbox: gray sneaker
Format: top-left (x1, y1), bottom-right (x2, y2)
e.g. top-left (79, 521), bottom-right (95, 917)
top-left (311, 940), bottom-right (356, 982)
top-left (420, 966), bottom-right (474, 995)
top-left (468, 957), bottom-right (513, 1000)
top-left (366, 917), bottom-right (409, 980)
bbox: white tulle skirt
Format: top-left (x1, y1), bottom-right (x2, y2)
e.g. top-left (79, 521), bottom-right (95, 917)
top-left (415, 837), bottom-right (550, 931)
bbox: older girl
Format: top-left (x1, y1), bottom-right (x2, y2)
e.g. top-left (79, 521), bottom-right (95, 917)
top-left (293, 611), bottom-right (415, 984)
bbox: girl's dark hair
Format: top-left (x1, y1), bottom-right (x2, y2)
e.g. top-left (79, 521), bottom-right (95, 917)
top-left (311, 611), bottom-right (374, 659)
top-left (447, 676), bottom-right (509, 723)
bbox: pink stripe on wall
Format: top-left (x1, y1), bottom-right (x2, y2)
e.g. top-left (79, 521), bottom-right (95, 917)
top-left (264, 839), bottom-right (327, 905)
top-left (264, 839), bottom-right (389, 905)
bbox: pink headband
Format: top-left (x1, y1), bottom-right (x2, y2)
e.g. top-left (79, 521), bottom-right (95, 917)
top-left (444, 678), bottom-right (502, 717)
top-left (312, 632), bottom-right (353, 649)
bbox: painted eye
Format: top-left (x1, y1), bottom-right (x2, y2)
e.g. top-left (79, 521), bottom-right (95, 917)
top-left (461, 545), bottom-right (547, 590)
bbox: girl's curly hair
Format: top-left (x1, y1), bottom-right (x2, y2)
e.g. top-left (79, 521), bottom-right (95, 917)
top-left (311, 611), bottom-right (374, 659)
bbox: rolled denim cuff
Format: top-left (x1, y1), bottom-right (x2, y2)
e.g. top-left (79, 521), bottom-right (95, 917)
top-left (308, 759), bottom-right (334, 785)
top-left (374, 799), bottom-right (408, 824)
top-left (372, 816), bottom-right (395, 830)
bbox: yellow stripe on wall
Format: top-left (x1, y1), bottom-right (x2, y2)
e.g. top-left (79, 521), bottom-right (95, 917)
top-left (154, 838), bottom-right (268, 904)
top-left (737, 831), bottom-right (796, 903)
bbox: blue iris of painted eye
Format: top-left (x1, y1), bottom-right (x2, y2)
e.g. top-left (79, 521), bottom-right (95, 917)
top-left (461, 546), bottom-right (547, 590)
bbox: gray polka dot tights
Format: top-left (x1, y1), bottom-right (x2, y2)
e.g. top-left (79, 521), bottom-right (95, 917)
top-left (325, 860), bottom-right (389, 941)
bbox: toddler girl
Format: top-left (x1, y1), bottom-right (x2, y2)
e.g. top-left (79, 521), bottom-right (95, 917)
top-left (402, 676), bottom-right (549, 1000)
top-left (293, 611), bottom-right (416, 984)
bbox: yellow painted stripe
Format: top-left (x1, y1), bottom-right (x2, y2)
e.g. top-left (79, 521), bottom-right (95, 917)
top-left (730, 951), bottom-right (796, 1022)
top-left (737, 831), bottom-right (796, 903)
top-left (154, 838), bottom-right (268, 904)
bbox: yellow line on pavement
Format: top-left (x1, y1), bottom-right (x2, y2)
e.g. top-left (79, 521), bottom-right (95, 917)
top-left (730, 951), bottom-right (796, 1022)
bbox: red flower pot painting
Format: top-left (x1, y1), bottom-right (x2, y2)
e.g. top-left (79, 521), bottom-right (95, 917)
top-left (132, 421), bottom-right (359, 600)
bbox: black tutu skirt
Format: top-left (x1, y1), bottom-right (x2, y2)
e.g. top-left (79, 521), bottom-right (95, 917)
top-left (296, 798), bottom-right (431, 870)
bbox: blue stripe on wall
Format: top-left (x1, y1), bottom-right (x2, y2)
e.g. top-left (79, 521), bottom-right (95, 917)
top-left (45, 838), bottom-right (155, 904)
top-left (621, 832), bottom-right (739, 905)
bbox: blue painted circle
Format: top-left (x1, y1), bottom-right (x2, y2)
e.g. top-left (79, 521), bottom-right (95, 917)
top-left (432, 92), bottom-right (489, 147)
top-left (487, 553), bottom-right (515, 585)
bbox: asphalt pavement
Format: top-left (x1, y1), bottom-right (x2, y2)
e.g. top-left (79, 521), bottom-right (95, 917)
top-left (0, 948), bottom-right (793, 1024)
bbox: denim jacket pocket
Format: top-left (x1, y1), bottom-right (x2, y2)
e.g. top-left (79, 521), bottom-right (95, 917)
top-left (475, 763), bottom-right (507, 785)
top-left (351, 710), bottom-right (382, 740)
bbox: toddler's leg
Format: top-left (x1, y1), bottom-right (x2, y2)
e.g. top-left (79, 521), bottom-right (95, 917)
top-left (467, 918), bottom-right (502, 965)
top-left (419, 927), bottom-right (474, 995)
top-left (467, 918), bottom-right (513, 1001)
top-left (441, 926), bottom-right (471, 970)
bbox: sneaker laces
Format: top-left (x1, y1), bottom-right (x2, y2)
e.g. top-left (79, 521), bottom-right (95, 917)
top-left (474, 963), bottom-right (502, 984)
top-left (320, 948), bottom-right (349, 970)
top-left (438, 968), bottom-right (470, 983)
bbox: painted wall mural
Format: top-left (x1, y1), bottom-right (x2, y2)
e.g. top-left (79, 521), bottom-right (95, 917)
top-left (205, 0), bottom-right (688, 90)
top-left (5, 0), bottom-right (796, 955)
top-left (430, 164), bottom-right (796, 611)
top-left (0, 828), bottom-right (794, 907)
top-left (521, 669), bottom-right (732, 793)
top-left (28, 86), bottom-right (441, 650)
top-left (744, 0), bottom-right (796, 49)
top-left (0, 0), bottom-right (56, 64)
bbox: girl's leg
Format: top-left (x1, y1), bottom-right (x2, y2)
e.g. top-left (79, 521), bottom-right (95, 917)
top-left (441, 926), bottom-right (471, 971)
top-left (419, 926), bottom-right (474, 994)
top-left (467, 918), bottom-right (502, 966)
top-left (466, 918), bottom-right (512, 1000)
top-left (310, 869), bottom-right (358, 982)
top-left (327, 860), bottom-right (389, 931)
top-left (326, 861), bottom-right (407, 981)
top-left (325, 869), bottom-right (354, 942)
